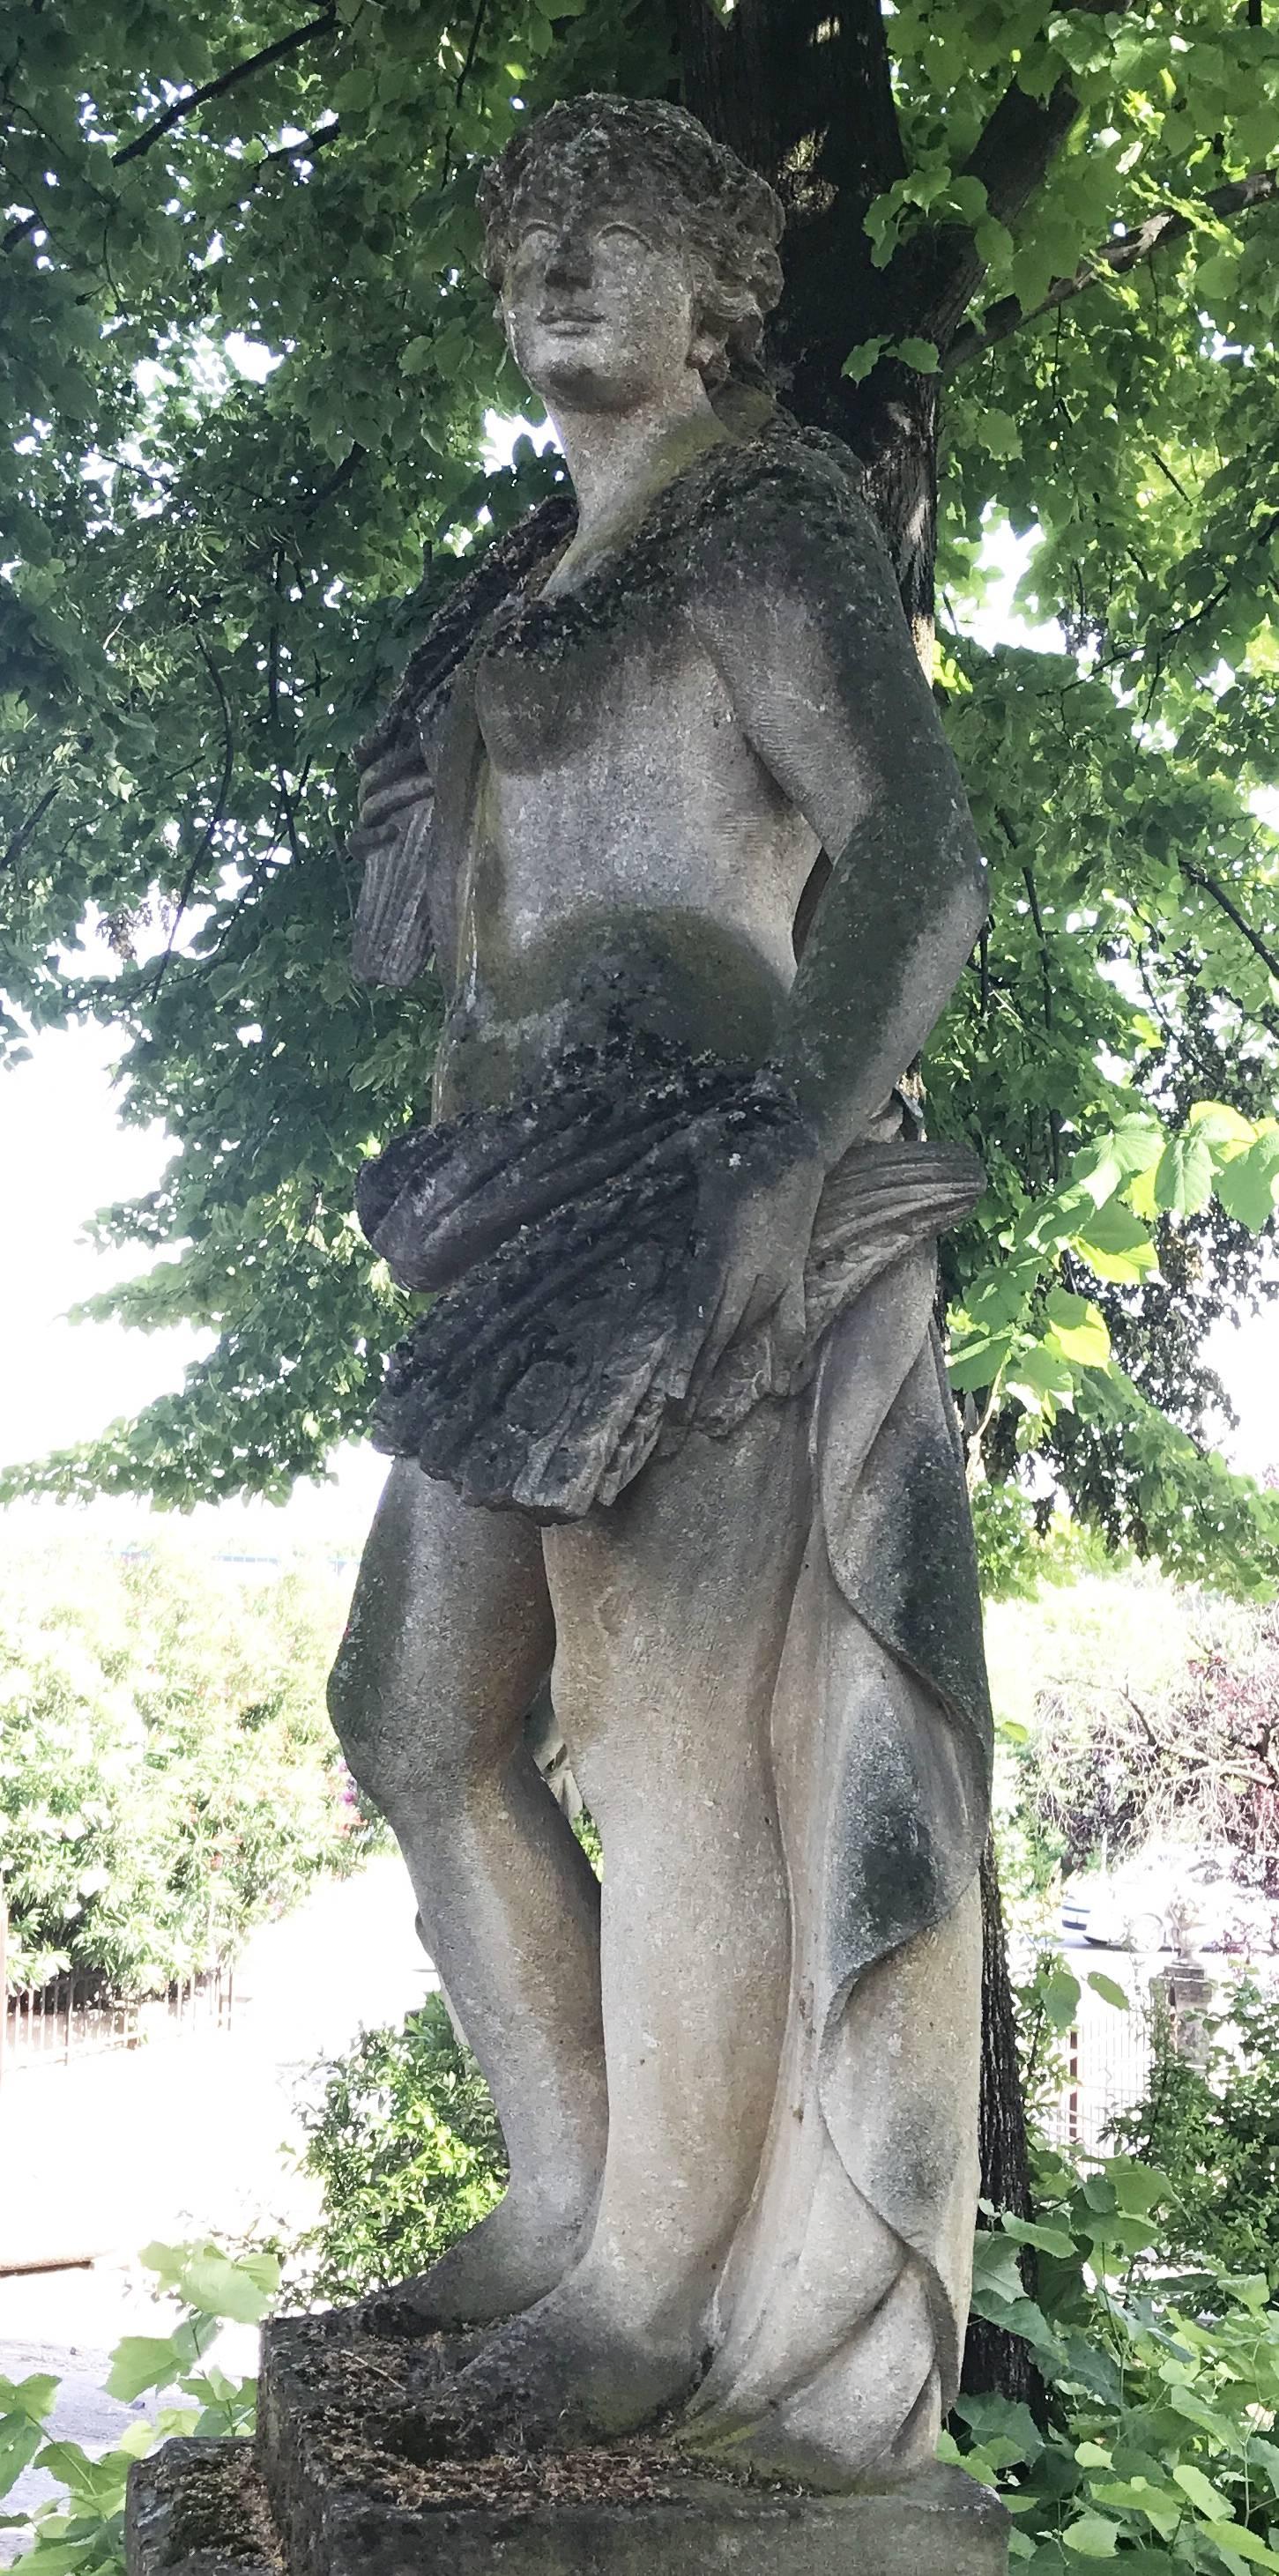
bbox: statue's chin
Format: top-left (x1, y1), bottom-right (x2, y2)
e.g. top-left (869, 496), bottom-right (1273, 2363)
top-left (517, 340), bottom-right (648, 416)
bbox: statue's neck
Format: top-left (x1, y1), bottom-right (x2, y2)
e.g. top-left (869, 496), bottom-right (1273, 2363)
top-left (547, 388), bottom-right (730, 578)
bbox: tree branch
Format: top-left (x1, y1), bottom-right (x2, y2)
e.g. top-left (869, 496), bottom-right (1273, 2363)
top-left (948, 167), bottom-right (1279, 371)
top-left (255, 115), bottom-right (340, 173)
top-left (1179, 860), bottom-right (1279, 983)
top-left (112, 9), bottom-right (338, 167)
top-left (2, 780), bottom-right (60, 872)
top-left (150, 631), bottom-right (235, 998)
top-left (901, 1), bottom-right (1135, 350)
top-left (4, 9), bottom-right (341, 254)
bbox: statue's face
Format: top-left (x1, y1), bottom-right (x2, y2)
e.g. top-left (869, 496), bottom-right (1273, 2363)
top-left (501, 204), bottom-right (710, 412)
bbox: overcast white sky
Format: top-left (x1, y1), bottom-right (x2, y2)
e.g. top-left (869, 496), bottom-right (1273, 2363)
top-left (1, 507), bottom-right (1275, 1548)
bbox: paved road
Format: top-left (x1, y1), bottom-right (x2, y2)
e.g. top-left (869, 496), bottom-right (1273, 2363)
top-left (0, 1853), bottom-right (432, 2557)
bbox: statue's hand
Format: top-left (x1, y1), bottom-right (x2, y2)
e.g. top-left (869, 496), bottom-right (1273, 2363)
top-left (684, 1120), bottom-right (825, 1399)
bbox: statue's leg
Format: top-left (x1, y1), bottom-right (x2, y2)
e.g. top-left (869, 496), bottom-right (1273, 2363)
top-left (327, 1457), bottom-right (607, 2325)
top-left (427, 1399), bottom-right (808, 2436)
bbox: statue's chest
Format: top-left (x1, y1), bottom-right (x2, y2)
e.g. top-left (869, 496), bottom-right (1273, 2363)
top-left (472, 561), bottom-right (690, 776)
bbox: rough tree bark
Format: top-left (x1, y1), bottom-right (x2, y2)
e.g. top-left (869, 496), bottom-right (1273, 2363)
top-left (673, 0), bottom-right (1049, 2389)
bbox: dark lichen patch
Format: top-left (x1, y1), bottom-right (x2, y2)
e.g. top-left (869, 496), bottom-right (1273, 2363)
top-left (267, 2323), bottom-right (797, 2523)
top-left (471, 421), bottom-right (866, 671)
top-left (154, 2444), bottom-right (282, 2570)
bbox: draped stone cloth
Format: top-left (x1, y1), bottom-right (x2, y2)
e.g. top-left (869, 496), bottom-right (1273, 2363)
top-left (358, 1069), bottom-right (993, 2482)
top-left (348, 432), bottom-right (993, 2483)
top-left (686, 1248), bottom-right (991, 2483)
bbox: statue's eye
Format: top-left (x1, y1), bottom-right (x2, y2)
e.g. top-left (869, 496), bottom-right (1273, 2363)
top-left (599, 222), bottom-right (646, 247)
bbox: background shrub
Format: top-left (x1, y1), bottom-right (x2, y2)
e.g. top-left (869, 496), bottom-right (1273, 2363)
top-left (0, 1533), bottom-right (375, 1992)
top-left (283, 1995), bottom-right (507, 2305)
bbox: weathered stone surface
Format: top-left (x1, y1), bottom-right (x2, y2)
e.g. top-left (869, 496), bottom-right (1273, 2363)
top-left (324, 87), bottom-right (998, 2497)
top-left (245, 2317), bottom-right (1007, 2575)
top-left (126, 2438), bottom-right (278, 2574)
top-left (130, 2422), bottom-right (1008, 2576)
top-left (359, 1020), bottom-right (984, 1519)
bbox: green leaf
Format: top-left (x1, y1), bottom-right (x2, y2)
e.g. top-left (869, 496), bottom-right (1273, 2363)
top-left (177, 2245), bottom-right (278, 2323)
top-left (1155, 1132), bottom-right (1216, 1216)
top-left (0, 2376), bottom-right (58, 2423)
top-left (894, 336), bottom-right (941, 374)
top-left (948, 1326), bottom-right (1015, 1390)
top-left (105, 2337), bottom-right (184, 2404)
top-left (953, 2395), bottom-right (1045, 2463)
top-left (1001, 2216), bottom-right (1078, 2257)
top-left (114, 2419), bottom-right (158, 2462)
top-left (1071, 1199), bottom-right (1157, 1283)
top-left (1042, 1964), bottom-right (1082, 2030)
top-left (842, 335), bottom-right (889, 382)
top-left (1202, 2527), bottom-right (1279, 2569)
top-left (1104, 2158), bottom-right (1171, 2212)
top-left (1214, 1136), bottom-right (1279, 1230)
top-left (1045, 1291), bottom-right (1112, 1367)
top-left (1063, 2512), bottom-right (1122, 2555)
top-left (1091, 2480), bottom-right (1181, 2541)
top-left (0, 2415), bottom-right (44, 2496)
top-left (1188, 1101), bottom-right (1256, 1147)
top-left (976, 406), bottom-right (1022, 459)
top-left (1086, 1971), bottom-right (1130, 2011)
top-left (1174, 2463), bottom-right (1232, 2519)
top-left (1072, 1117), bottom-right (1165, 1205)
top-left (970, 2233), bottom-right (1028, 2303)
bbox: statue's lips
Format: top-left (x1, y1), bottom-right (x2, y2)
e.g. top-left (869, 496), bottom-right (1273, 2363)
top-left (538, 310), bottom-right (602, 330)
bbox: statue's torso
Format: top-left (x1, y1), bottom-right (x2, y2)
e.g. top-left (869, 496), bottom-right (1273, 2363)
top-left (429, 441), bottom-right (822, 1116)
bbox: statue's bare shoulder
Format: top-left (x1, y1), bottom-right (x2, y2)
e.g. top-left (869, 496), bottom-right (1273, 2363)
top-left (688, 426), bottom-right (958, 861)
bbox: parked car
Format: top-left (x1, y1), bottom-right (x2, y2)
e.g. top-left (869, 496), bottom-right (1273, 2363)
top-left (1061, 1844), bottom-right (1279, 1956)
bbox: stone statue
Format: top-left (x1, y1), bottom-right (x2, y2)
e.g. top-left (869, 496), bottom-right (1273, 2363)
top-left (328, 93), bottom-right (993, 2494)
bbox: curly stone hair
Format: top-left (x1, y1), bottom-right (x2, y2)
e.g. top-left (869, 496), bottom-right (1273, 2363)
top-left (477, 95), bottom-right (785, 391)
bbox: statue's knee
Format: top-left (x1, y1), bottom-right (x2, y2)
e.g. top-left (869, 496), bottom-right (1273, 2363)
top-left (327, 1642), bottom-right (483, 1820)
top-left (327, 1650), bottom-right (376, 1791)
top-left (325, 1634), bottom-right (408, 1806)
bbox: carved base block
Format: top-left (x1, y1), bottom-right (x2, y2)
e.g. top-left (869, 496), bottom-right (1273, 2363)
top-left (126, 2319), bottom-right (1009, 2575)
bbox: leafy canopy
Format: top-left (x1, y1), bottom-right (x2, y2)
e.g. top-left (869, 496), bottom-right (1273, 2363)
top-left (1, 0), bottom-right (1276, 1587)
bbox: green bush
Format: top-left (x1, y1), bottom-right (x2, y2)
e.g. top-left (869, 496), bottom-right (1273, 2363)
top-left (0, 2238), bottom-right (271, 2575)
top-left (951, 2143), bottom-right (1279, 2569)
top-left (283, 1993), bottom-right (507, 2305)
top-left (0, 1534), bottom-right (374, 1993)
top-left (1108, 1981), bottom-right (1279, 2291)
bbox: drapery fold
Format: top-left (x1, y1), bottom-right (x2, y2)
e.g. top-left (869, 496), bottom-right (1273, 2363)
top-left (684, 1251), bottom-right (992, 2488)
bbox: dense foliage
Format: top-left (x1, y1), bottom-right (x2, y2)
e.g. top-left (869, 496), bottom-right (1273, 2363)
top-left (0, 2238), bottom-right (273, 2575)
top-left (1111, 1979), bottom-right (1279, 2290)
top-left (957, 2149), bottom-right (1279, 2568)
top-left (282, 1992), bottom-right (508, 2304)
top-left (0, 1534), bottom-right (367, 1991)
top-left (1015, 1599), bottom-right (1279, 1889)
top-left (1, 0), bottom-right (1276, 1590)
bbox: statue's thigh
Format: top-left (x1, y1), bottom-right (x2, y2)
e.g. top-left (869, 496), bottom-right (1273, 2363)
top-left (330, 1457), bottom-right (554, 1797)
top-left (543, 1398), bottom-right (811, 1776)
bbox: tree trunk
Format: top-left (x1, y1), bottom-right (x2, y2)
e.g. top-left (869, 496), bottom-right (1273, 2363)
top-left (963, 1839), bottom-right (1037, 2403)
top-left (676, 0), bottom-right (1035, 2346)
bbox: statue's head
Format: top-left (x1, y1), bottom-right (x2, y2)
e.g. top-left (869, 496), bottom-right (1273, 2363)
top-left (478, 96), bottom-right (784, 418)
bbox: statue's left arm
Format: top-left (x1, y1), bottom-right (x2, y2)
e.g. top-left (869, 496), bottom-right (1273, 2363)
top-left (691, 443), bottom-right (988, 1165)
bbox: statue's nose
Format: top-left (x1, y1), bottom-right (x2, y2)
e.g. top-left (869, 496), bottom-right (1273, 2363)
top-left (543, 231), bottom-right (593, 291)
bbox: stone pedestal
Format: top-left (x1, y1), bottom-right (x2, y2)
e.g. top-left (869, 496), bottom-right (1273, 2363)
top-left (126, 2317), bottom-right (1009, 2574)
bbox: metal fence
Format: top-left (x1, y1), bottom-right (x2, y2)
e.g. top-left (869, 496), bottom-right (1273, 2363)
top-left (1047, 1989), bottom-right (1156, 2153)
top-left (1044, 1961), bottom-right (1226, 2154)
top-left (0, 1893), bottom-right (234, 2088)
